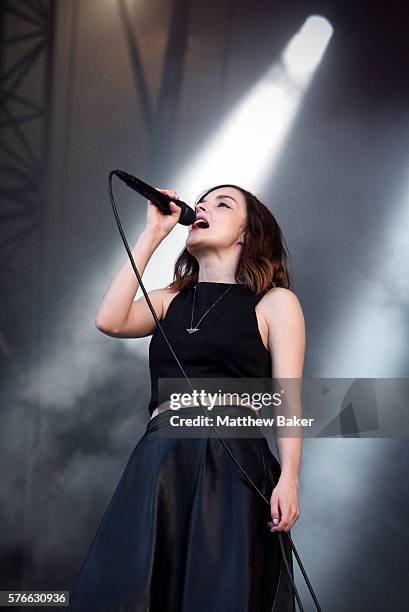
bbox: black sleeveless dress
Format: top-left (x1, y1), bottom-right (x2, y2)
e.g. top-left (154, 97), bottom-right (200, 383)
top-left (68, 282), bottom-right (296, 611)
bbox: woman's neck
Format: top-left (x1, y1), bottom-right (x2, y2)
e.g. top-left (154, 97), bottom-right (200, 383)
top-left (197, 271), bottom-right (238, 284)
top-left (198, 279), bottom-right (237, 284)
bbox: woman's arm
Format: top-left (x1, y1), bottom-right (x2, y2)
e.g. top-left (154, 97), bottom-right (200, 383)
top-left (95, 188), bottom-right (181, 338)
top-left (95, 230), bottom-right (166, 338)
top-left (263, 287), bottom-right (306, 533)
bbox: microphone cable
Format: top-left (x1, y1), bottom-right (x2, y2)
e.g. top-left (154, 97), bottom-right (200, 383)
top-left (108, 170), bottom-right (323, 612)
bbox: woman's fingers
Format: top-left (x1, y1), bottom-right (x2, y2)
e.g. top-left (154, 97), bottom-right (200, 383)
top-left (275, 510), bottom-right (290, 531)
top-left (155, 187), bottom-right (180, 200)
top-left (169, 202), bottom-right (182, 217)
top-left (269, 506), bottom-right (299, 532)
top-left (269, 495), bottom-right (280, 532)
top-left (268, 491), bottom-right (300, 532)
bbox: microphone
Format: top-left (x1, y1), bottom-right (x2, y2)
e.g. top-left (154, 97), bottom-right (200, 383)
top-left (114, 170), bottom-right (196, 227)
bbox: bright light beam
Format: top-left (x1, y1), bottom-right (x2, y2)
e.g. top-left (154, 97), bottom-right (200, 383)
top-left (141, 15), bottom-right (333, 293)
top-left (178, 15), bottom-right (333, 195)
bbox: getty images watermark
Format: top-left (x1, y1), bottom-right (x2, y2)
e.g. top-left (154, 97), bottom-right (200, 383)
top-left (149, 377), bottom-right (409, 439)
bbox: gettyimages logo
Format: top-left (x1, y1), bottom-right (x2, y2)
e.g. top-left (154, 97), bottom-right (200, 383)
top-left (154, 377), bottom-right (409, 439)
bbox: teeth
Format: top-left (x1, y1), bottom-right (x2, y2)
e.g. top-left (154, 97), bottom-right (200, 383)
top-left (193, 219), bottom-right (209, 228)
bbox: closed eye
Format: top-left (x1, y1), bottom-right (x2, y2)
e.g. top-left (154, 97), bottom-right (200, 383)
top-left (194, 202), bottom-right (231, 211)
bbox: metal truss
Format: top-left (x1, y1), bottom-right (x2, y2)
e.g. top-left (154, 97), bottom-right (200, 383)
top-left (0, 0), bottom-right (56, 374)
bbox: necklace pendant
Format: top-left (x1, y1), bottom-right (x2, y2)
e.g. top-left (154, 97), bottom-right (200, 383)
top-left (186, 327), bottom-right (200, 334)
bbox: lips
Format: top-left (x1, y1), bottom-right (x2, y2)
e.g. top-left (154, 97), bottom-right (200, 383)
top-left (191, 221), bottom-right (209, 230)
top-left (190, 215), bottom-right (210, 231)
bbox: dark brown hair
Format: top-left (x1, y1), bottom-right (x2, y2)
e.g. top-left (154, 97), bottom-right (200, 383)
top-left (166, 184), bottom-right (294, 295)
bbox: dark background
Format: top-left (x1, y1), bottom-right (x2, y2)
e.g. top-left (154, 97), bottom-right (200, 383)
top-left (1, 0), bottom-right (408, 610)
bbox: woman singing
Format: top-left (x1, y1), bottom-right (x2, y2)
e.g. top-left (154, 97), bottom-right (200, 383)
top-left (68, 183), bottom-right (305, 611)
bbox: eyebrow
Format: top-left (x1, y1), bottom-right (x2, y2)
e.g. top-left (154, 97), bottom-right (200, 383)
top-left (197, 194), bottom-right (237, 205)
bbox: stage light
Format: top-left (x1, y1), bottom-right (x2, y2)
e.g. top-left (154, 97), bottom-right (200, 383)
top-left (142, 16), bottom-right (333, 290)
top-left (282, 15), bottom-right (333, 85)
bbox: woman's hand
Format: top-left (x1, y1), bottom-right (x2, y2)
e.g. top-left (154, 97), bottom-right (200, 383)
top-left (267, 474), bottom-right (300, 532)
top-left (144, 188), bottom-right (182, 240)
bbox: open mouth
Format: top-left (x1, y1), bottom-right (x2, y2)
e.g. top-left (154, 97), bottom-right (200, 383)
top-left (191, 219), bottom-right (210, 231)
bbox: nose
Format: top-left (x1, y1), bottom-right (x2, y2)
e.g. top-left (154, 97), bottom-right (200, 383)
top-left (196, 203), bottom-right (207, 214)
top-left (190, 203), bottom-right (206, 230)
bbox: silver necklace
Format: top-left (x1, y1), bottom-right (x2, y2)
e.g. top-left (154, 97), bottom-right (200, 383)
top-left (186, 284), bottom-right (234, 334)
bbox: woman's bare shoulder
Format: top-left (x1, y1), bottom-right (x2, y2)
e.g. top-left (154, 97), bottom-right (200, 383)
top-left (258, 287), bottom-right (304, 319)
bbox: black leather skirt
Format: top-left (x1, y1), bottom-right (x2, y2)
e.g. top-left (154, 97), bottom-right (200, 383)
top-left (68, 405), bottom-right (295, 611)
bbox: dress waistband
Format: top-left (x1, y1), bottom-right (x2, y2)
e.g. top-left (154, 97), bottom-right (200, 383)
top-left (150, 396), bottom-right (255, 420)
